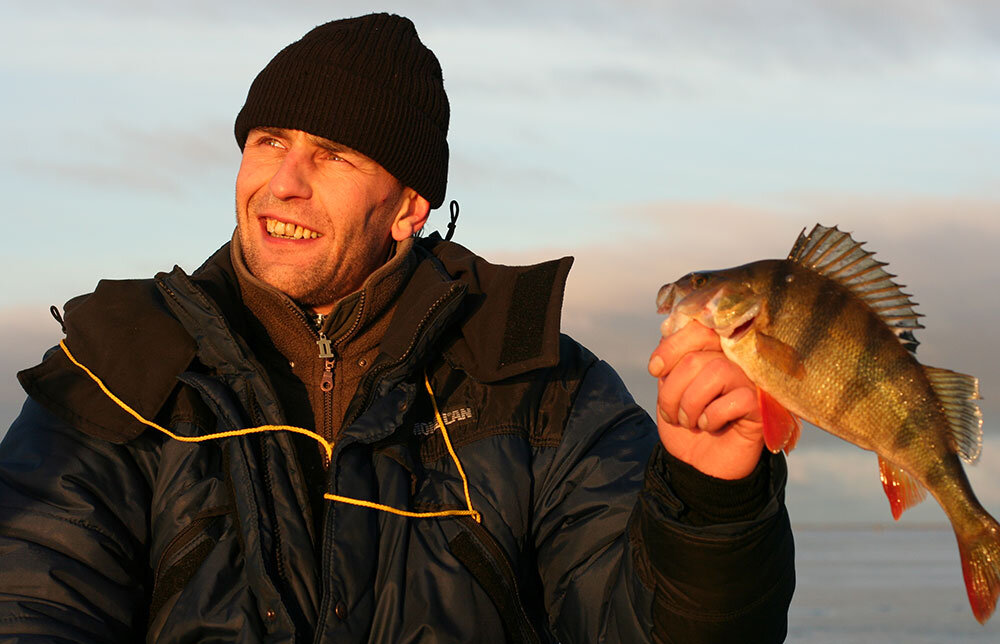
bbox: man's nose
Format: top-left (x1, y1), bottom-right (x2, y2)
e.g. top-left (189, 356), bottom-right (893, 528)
top-left (269, 151), bottom-right (313, 200)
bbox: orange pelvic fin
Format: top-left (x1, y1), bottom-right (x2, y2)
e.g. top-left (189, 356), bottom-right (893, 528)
top-left (758, 387), bottom-right (801, 454)
top-left (956, 519), bottom-right (1000, 624)
top-left (877, 456), bottom-right (927, 520)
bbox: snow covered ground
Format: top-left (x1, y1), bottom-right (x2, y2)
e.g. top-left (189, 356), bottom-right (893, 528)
top-left (790, 524), bottom-right (1000, 642)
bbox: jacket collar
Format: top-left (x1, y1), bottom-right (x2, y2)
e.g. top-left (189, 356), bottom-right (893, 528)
top-left (17, 236), bottom-right (574, 443)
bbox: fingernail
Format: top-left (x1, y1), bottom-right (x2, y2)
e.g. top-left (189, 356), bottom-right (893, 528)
top-left (697, 413), bottom-right (708, 430)
top-left (648, 355), bottom-right (664, 376)
top-left (677, 408), bottom-right (689, 427)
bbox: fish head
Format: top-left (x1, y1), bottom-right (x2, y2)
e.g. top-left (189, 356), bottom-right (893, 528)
top-left (656, 265), bottom-right (763, 339)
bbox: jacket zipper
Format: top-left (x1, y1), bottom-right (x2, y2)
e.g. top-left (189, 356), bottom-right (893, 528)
top-left (314, 286), bottom-right (459, 640)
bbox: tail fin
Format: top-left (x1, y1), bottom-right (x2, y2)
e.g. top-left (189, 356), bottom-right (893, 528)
top-left (956, 517), bottom-right (1000, 624)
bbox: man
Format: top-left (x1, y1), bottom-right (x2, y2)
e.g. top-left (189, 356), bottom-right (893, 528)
top-left (0, 13), bottom-right (794, 643)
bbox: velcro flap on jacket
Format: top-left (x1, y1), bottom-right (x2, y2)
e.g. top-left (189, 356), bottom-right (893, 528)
top-left (428, 241), bottom-right (573, 382)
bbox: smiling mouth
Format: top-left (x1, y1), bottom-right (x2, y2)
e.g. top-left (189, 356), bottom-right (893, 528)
top-left (265, 217), bottom-right (322, 240)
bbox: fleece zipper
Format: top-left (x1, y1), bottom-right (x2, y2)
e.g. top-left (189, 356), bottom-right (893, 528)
top-left (311, 289), bottom-right (366, 467)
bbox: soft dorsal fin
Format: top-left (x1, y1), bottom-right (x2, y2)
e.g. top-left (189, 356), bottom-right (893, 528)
top-left (788, 224), bottom-right (923, 354)
top-left (923, 365), bottom-right (983, 463)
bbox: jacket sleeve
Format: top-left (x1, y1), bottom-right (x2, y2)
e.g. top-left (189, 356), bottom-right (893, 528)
top-left (0, 398), bottom-right (152, 643)
top-left (531, 357), bottom-right (794, 643)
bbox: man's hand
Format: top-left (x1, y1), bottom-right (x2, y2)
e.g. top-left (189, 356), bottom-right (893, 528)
top-left (648, 320), bottom-right (765, 480)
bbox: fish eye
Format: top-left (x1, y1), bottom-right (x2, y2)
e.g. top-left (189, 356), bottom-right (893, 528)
top-left (691, 274), bottom-right (708, 288)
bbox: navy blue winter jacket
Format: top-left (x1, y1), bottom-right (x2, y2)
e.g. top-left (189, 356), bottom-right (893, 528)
top-left (0, 237), bottom-right (794, 642)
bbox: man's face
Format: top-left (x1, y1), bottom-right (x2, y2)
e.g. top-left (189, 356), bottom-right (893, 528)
top-left (235, 127), bottom-right (416, 313)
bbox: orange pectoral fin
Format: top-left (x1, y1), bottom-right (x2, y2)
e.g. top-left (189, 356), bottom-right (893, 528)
top-left (754, 332), bottom-right (806, 380)
top-left (757, 387), bottom-right (801, 454)
top-left (877, 456), bottom-right (927, 520)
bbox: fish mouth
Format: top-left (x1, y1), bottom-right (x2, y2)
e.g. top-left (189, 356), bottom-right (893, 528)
top-left (656, 283), bottom-right (678, 314)
top-left (727, 316), bottom-right (756, 341)
top-left (719, 305), bottom-right (760, 341)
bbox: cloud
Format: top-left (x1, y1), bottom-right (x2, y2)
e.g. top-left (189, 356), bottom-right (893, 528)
top-left (14, 1), bottom-right (995, 99)
top-left (427, 0), bottom-right (1000, 104)
top-left (9, 121), bottom-right (239, 196)
top-left (448, 148), bottom-right (578, 194)
top-left (592, 0), bottom-right (1000, 66)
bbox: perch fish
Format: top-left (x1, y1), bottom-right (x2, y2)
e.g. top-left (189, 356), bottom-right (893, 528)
top-left (656, 224), bottom-right (998, 623)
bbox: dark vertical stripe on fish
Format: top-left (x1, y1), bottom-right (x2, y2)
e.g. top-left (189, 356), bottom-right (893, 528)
top-left (766, 263), bottom-right (792, 324)
top-left (831, 311), bottom-right (885, 420)
top-left (923, 459), bottom-right (947, 489)
top-left (892, 399), bottom-right (932, 452)
top-left (795, 284), bottom-right (850, 361)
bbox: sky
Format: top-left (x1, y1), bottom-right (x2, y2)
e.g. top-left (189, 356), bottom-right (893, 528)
top-left (2, 0), bottom-right (999, 532)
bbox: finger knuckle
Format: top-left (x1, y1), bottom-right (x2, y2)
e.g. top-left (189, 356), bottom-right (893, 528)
top-left (676, 352), bottom-right (702, 372)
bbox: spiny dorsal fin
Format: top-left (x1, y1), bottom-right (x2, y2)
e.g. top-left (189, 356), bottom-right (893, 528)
top-left (923, 365), bottom-right (983, 463)
top-left (788, 224), bottom-right (924, 354)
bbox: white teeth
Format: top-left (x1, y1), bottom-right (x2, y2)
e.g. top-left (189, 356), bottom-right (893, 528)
top-left (264, 218), bottom-right (321, 239)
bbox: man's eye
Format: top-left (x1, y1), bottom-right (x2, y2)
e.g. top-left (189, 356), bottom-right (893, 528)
top-left (250, 136), bottom-right (283, 149)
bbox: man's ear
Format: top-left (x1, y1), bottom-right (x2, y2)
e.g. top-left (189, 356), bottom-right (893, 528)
top-left (390, 188), bottom-right (431, 241)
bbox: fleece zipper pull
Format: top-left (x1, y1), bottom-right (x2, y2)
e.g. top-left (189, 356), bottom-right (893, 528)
top-left (317, 332), bottom-right (335, 392)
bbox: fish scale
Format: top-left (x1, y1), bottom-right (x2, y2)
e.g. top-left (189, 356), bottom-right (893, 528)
top-left (656, 224), bottom-right (998, 624)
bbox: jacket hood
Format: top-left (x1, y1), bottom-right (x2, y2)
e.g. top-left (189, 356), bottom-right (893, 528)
top-left (17, 237), bottom-right (573, 443)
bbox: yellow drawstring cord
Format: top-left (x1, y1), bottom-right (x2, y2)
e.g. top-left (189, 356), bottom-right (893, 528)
top-left (59, 341), bottom-right (335, 461)
top-left (58, 339), bottom-right (480, 523)
top-left (323, 373), bottom-right (482, 522)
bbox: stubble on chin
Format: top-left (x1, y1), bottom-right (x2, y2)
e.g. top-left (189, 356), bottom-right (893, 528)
top-left (241, 240), bottom-right (336, 305)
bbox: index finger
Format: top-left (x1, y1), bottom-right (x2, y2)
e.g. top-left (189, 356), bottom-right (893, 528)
top-left (648, 320), bottom-right (722, 377)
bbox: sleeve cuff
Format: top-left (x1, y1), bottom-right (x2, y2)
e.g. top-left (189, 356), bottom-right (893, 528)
top-left (646, 445), bottom-right (773, 527)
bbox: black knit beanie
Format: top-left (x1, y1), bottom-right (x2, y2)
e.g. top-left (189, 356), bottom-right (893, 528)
top-left (234, 14), bottom-right (450, 209)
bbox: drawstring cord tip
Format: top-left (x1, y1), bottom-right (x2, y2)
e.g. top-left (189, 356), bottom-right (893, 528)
top-left (49, 305), bottom-right (66, 334)
top-left (445, 200), bottom-right (460, 241)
